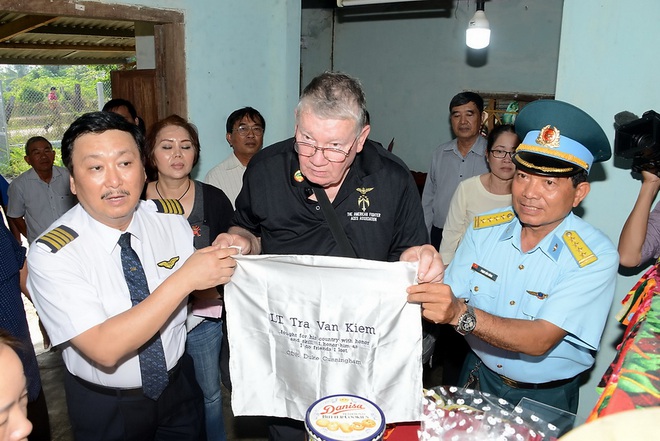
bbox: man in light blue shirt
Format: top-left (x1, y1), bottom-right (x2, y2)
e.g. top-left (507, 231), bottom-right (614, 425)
top-left (408, 100), bottom-right (618, 417)
top-left (422, 92), bottom-right (488, 249)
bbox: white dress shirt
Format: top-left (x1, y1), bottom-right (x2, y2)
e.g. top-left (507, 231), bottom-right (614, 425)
top-left (204, 153), bottom-right (246, 208)
top-left (27, 201), bottom-right (193, 388)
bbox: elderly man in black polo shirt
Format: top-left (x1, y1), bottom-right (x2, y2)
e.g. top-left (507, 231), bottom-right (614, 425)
top-left (216, 71), bottom-right (442, 441)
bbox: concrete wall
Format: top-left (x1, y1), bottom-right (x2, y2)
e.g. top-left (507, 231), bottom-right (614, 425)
top-left (302, 0), bottom-right (564, 172)
top-left (96, 0), bottom-right (301, 179)
top-left (557, 0), bottom-right (660, 420)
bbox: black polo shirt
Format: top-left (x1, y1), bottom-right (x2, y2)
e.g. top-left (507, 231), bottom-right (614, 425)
top-left (233, 138), bottom-right (428, 261)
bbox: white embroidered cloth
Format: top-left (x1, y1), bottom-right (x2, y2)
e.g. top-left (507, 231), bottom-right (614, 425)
top-left (225, 254), bottom-right (423, 423)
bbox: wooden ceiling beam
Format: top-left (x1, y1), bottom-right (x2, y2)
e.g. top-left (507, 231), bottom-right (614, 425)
top-left (0, 56), bottom-right (132, 65)
top-left (0, 15), bottom-right (58, 42)
top-left (0, 42), bottom-right (135, 52)
top-left (27, 24), bottom-right (134, 38)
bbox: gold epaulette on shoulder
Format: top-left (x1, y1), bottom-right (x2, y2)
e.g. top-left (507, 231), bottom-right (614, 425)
top-left (473, 210), bottom-right (515, 230)
top-left (563, 230), bottom-right (597, 267)
top-left (36, 225), bottom-right (78, 253)
top-left (152, 199), bottom-right (184, 215)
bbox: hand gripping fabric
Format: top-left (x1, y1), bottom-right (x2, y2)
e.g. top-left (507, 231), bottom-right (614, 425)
top-left (117, 232), bottom-right (169, 400)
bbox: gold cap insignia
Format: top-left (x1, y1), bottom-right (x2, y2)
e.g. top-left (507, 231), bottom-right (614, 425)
top-left (294, 169), bottom-right (305, 183)
top-left (536, 125), bottom-right (561, 148)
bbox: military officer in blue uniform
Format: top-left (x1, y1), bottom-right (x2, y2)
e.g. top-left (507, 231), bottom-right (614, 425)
top-left (407, 100), bottom-right (618, 417)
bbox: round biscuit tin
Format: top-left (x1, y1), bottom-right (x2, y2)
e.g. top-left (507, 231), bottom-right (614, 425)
top-left (305, 394), bottom-right (385, 441)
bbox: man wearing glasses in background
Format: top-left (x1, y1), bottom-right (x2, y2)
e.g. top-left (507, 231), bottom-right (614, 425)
top-left (216, 71), bottom-right (442, 440)
top-left (205, 107), bottom-right (266, 208)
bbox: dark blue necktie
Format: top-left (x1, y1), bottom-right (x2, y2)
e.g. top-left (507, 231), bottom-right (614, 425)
top-left (117, 232), bottom-right (169, 400)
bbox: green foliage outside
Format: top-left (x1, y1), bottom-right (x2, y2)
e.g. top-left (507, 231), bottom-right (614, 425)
top-left (0, 145), bottom-right (64, 178)
top-left (1, 65), bottom-right (117, 103)
top-left (1, 64), bottom-right (120, 178)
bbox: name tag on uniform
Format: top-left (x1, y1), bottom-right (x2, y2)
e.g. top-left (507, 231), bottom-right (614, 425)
top-left (471, 263), bottom-right (498, 281)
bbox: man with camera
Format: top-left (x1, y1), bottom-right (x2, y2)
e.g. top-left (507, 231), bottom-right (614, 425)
top-left (619, 170), bottom-right (660, 267)
top-left (616, 110), bottom-right (660, 267)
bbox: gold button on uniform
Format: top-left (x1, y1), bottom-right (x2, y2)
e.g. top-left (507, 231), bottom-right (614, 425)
top-left (497, 364), bottom-right (503, 369)
top-left (474, 286), bottom-right (479, 292)
top-left (509, 300), bottom-right (515, 305)
top-left (518, 264), bottom-right (524, 270)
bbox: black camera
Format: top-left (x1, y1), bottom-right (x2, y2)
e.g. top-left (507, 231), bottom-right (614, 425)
top-left (614, 110), bottom-right (660, 174)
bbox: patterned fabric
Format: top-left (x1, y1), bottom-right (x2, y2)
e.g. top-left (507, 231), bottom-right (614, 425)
top-left (118, 232), bottom-right (168, 400)
top-left (588, 262), bottom-right (660, 420)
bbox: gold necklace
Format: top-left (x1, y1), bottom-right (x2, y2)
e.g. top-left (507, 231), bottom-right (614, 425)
top-left (155, 179), bottom-right (191, 201)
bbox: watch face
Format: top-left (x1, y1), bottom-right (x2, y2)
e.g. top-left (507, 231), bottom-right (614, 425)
top-left (462, 314), bottom-right (476, 332)
top-left (457, 306), bottom-right (476, 335)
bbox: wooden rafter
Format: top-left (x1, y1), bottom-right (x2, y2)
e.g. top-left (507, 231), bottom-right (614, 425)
top-left (0, 42), bottom-right (135, 52)
top-left (0, 15), bottom-right (58, 42)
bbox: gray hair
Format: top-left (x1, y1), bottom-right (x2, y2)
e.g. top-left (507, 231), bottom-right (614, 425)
top-left (296, 71), bottom-right (368, 134)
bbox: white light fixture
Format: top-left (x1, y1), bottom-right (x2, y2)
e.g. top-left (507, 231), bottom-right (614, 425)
top-left (466, 1), bottom-right (490, 49)
top-left (337, 0), bottom-right (425, 7)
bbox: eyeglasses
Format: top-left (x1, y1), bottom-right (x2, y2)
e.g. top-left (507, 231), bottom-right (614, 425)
top-left (233, 125), bottom-right (264, 137)
top-left (294, 136), bottom-right (358, 163)
top-left (490, 149), bottom-right (515, 159)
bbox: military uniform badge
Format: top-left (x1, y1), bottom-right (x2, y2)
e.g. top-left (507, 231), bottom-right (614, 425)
top-left (473, 210), bottom-right (515, 229)
top-left (563, 230), bottom-right (597, 267)
top-left (153, 198), bottom-right (184, 215)
top-left (36, 225), bottom-right (78, 253)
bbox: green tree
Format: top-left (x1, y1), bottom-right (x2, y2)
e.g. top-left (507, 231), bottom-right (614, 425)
top-left (18, 85), bottom-right (44, 103)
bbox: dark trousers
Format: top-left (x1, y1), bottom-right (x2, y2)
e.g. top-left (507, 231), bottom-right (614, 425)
top-left (430, 226), bottom-right (443, 250)
top-left (64, 354), bottom-right (205, 441)
top-left (458, 350), bottom-right (580, 414)
top-left (268, 417), bottom-right (305, 441)
top-left (426, 226), bottom-right (470, 385)
top-left (436, 324), bottom-right (470, 386)
top-left (27, 388), bottom-right (51, 441)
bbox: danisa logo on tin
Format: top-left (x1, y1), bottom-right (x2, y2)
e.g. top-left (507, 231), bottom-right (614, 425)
top-left (321, 402), bottom-right (366, 415)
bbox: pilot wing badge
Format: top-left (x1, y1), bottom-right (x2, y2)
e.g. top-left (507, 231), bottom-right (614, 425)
top-left (356, 187), bottom-right (374, 212)
top-left (157, 256), bottom-right (180, 270)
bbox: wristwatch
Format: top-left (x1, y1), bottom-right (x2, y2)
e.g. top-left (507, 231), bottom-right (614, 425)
top-left (455, 301), bottom-right (476, 336)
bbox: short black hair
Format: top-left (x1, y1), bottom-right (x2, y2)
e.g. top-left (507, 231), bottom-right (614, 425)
top-left (25, 136), bottom-right (53, 155)
top-left (449, 92), bottom-right (484, 113)
top-left (486, 124), bottom-right (519, 153)
top-left (226, 107), bottom-right (266, 134)
top-left (570, 170), bottom-right (588, 187)
top-left (61, 111), bottom-right (144, 175)
top-left (102, 98), bottom-right (138, 120)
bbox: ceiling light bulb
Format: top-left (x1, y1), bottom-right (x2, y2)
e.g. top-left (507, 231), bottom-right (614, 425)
top-left (466, 10), bottom-right (490, 49)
